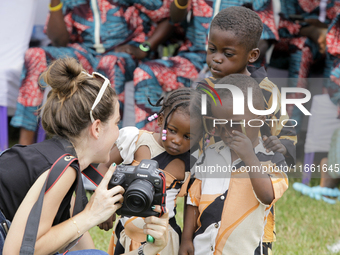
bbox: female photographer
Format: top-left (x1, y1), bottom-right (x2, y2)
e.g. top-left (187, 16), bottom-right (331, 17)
top-left (0, 57), bottom-right (169, 255)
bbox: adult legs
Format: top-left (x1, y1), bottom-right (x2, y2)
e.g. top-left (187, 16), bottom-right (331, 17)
top-left (10, 44), bottom-right (97, 145)
top-left (134, 53), bottom-right (204, 131)
top-left (97, 52), bottom-right (136, 125)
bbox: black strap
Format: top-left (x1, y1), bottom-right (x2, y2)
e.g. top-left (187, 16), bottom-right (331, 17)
top-left (82, 164), bottom-right (103, 187)
top-left (19, 154), bottom-right (83, 255)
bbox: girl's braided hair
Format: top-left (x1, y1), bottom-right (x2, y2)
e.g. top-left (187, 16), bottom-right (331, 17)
top-left (148, 87), bottom-right (203, 144)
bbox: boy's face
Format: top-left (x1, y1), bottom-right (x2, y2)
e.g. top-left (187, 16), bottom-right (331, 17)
top-left (210, 98), bottom-right (262, 147)
top-left (206, 28), bottom-right (257, 79)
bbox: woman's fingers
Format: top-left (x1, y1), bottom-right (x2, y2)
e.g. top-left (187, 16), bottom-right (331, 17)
top-left (144, 207), bottom-right (169, 226)
top-left (98, 163), bottom-right (117, 188)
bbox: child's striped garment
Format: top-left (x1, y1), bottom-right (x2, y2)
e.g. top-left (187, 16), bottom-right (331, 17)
top-left (187, 139), bottom-right (288, 255)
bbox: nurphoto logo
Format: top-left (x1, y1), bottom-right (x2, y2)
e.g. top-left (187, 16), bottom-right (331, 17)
top-left (200, 84), bottom-right (312, 128)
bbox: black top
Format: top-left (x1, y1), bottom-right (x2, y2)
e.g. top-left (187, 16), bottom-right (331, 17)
top-left (152, 151), bottom-right (196, 173)
top-left (0, 137), bottom-right (79, 224)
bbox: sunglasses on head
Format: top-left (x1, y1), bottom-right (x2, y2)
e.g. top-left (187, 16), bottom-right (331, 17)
top-left (82, 71), bottom-right (111, 123)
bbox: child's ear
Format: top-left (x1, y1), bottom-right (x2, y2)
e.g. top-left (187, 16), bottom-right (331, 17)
top-left (248, 48), bottom-right (260, 64)
top-left (157, 113), bottom-right (164, 128)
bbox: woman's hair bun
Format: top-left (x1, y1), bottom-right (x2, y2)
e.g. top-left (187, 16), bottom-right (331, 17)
top-left (42, 57), bottom-right (85, 100)
top-left (41, 57), bottom-right (117, 140)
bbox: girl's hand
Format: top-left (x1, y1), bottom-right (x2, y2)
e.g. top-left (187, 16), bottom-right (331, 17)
top-left (143, 207), bottom-right (169, 254)
top-left (85, 164), bottom-right (124, 227)
top-left (228, 130), bottom-right (254, 161)
top-left (97, 213), bottom-right (116, 231)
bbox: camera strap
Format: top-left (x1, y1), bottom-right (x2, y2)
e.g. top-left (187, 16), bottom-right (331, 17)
top-left (158, 171), bottom-right (167, 216)
top-left (19, 154), bottom-right (84, 255)
top-left (82, 165), bottom-right (103, 187)
top-left (56, 136), bottom-right (103, 188)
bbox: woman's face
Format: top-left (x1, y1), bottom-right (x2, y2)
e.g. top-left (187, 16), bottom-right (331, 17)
top-left (98, 100), bottom-right (120, 163)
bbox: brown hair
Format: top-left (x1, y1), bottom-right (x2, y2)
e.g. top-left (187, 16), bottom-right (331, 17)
top-left (40, 57), bottom-right (117, 139)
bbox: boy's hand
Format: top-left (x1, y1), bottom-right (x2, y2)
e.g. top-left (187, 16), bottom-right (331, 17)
top-left (229, 130), bottom-right (255, 161)
top-left (178, 239), bottom-right (195, 255)
top-left (262, 135), bottom-right (287, 155)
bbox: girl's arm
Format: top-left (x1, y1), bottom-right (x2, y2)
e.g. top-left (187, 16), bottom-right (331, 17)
top-left (47, 0), bottom-right (69, 47)
top-left (163, 158), bottom-right (186, 180)
top-left (97, 145), bottom-right (123, 175)
top-left (3, 165), bottom-right (124, 255)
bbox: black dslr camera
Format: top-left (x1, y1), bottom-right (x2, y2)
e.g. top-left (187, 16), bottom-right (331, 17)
top-left (108, 159), bottom-right (166, 217)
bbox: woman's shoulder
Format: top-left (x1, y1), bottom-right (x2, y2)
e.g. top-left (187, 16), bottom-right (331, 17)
top-left (1, 138), bottom-right (71, 170)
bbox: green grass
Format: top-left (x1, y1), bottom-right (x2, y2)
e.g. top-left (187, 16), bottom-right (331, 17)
top-left (274, 178), bottom-right (340, 254)
top-left (88, 179), bottom-right (340, 254)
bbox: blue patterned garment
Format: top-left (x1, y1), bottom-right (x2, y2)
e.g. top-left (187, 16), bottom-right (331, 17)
top-left (11, 0), bottom-right (169, 132)
top-left (134, 0), bottom-right (279, 131)
top-left (324, 13), bottom-right (340, 109)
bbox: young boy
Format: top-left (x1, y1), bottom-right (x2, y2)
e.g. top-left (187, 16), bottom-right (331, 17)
top-left (196, 6), bottom-right (297, 167)
top-left (180, 74), bottom-right (288, 255)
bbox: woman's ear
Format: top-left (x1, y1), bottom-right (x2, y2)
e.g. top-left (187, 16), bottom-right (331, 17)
top-left (157, 113), bottom-right (164, 128)
top-left (90, 119), bottom-right (101, 139)
top-left (248, 48), bottom-right (260, 64)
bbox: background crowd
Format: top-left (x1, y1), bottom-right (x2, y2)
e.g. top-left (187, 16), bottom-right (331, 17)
top-left (1, 0), bottom-right (340, 154)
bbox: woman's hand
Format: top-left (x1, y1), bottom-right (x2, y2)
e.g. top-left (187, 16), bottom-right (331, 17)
top-left (142, 207), bottom-right (169, 254)
top-left (85, 164), bottom-right (124, 227)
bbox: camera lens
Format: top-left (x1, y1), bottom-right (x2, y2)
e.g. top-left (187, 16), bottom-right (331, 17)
top-left (125, 179), bottom-right (155, 214)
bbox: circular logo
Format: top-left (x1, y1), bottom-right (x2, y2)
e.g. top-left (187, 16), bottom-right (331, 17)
top-left (64, 156), bottom-right (75, 161)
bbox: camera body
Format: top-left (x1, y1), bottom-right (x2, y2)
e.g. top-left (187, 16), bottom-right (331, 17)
top-left (109, 159), bottom-right (166, 217)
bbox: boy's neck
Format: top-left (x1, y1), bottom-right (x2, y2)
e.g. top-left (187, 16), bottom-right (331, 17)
top-left (212, 67), bottom-right (251, 79)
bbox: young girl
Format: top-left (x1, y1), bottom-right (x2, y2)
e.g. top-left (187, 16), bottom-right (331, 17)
top-left (97, 88), bottom-right (203, 255)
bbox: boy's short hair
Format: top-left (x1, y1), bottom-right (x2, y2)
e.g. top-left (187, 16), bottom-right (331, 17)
top-left (215, 74), bottom-right (265, 111)
top-left (211, 6), bottom-right (263, 51)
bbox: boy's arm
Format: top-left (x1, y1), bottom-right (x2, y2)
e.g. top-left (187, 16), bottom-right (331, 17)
top-left (179, 204), bottom-right (198, 255)
top-left (243, 152), bottom-right (275, 205)
top-left (230, 130), bottom-right (275, 205)
top-left (231, 130), bottom-right (289, 205)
